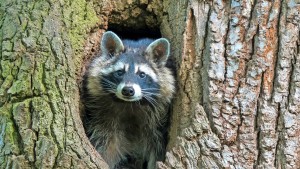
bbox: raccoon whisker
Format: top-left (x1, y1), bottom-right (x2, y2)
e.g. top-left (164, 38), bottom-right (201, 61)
top-left (101, 86), bottom-right (115, 89)
top-left (143, 93), bottom-right (160, 100)
top-left (142, 88), bottom-right (160, 90)
top-left (102, 85), bottom-right (116, 89)
top-left (143, 95), bottom-right (159, 108)
top-left (101, 78), bottom-right (117, 87)
top-left (141, 88), bottom-right (160, 91)
top-left (142, 94), bottom-right (153, 103)
top-left (101, 79), bottom-right (116, 85)
top-left (101, 88), bottom-right (116, 91)
top-left (99, 90), bottom-right (115, 95)
top-left (141, 91), bottom-right (158, 94)
top-left (105, 91), bottom-right (116, 95)
top-left (101, 81), bottom-right (116, 88)
top-left (101, 84), bottom-right (117, 91)
top-left (147, 98), bottom-right (160, 111)
top-left (143, 93), bottom-right (158, 98)
top-left (101, 82), bottom-right (116, 88)
top-left (148, 98), bottom-right (159, 107)
top-left (100, 85), bottom-right (117, 91)
top-left (142, 92), bottom-right (162, 97)
top-left (101, 88), bottom-right (116, 93)
top-left (101, 85), bottom-right (117, 93)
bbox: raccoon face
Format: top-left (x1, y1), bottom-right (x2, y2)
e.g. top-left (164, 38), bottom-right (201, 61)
top-left (101, 60), bottom-right (160, 102)
top-left (99, 31), bottom-right (170, 103)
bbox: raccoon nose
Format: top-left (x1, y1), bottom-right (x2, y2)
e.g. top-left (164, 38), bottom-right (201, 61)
top-left (122, 86), bottom-right (135, 97)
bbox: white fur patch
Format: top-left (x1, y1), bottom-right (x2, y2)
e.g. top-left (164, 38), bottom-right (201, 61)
top-left (136, 64), bottom-right (158, 82)
top-left (100, 62), bottom-right (126, 75)
top-left (125, 64), bottom-right (129, 72)
top-left (90, 57), bottom-right (106, 77)
top-left (116, 82), bottom-right (142, 101)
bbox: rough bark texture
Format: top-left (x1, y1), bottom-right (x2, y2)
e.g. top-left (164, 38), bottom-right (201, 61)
top-left (0, 0), bottom-right (108, 168)
top-left (1, 0), bottom-right (300, 169)
top-left (158, 0), bottom-right (300, 169)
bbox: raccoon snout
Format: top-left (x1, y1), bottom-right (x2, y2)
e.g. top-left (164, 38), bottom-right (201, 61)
top-left (116, 83), bottom-right (142, 101)
top-left (122, 86), bottom-right (135, 97)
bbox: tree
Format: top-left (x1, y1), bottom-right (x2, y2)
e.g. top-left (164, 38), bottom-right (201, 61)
top-left (0, 0), bottom-right (299, 168)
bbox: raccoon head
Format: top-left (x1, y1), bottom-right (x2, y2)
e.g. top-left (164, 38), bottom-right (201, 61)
top-left (99, 31), bottom-right (170, 102)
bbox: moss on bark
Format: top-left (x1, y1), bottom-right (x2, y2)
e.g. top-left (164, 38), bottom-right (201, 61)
top-left (0, 0), bottom-right (107, 168)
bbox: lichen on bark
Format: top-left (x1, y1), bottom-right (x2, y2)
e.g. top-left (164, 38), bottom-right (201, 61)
top-left (0, 0), bottom-right (107, 168)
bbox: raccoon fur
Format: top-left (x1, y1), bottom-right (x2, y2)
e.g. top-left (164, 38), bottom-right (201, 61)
top-left (83, 31), bottom-right (175, 169)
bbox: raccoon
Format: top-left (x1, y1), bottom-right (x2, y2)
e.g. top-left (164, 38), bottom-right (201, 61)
top-left (83, 31), bottom-right (175, 169)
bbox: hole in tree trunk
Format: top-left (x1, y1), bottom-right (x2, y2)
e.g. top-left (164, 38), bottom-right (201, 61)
top-left (107, 26), bottom-right (161, 40)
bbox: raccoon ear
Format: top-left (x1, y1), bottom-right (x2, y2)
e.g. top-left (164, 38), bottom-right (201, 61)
top-left (101, 31), bottom-right (124, 57)
top-left (145, 38), bottom-right (170, 66)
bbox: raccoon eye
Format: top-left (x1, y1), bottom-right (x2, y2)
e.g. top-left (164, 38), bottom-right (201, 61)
top-left (139, 72), bottom-right (146, 78)
top-left (114, 70), bottom-right (124, 77)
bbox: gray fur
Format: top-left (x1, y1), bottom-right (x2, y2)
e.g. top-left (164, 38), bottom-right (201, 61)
top-left (84, 31), bottom-right (175, 169)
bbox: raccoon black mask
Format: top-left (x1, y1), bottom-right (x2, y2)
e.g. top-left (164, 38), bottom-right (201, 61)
top-left (96, 31), bottom-right (171, 104)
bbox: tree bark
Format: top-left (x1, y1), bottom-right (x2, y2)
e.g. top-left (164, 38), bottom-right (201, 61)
top-left (0, 0), bottom-right (108, 168)
top-left (159, 0), bottom-right (300, 168)
top-left (1, 0), bottom-right (300, 169)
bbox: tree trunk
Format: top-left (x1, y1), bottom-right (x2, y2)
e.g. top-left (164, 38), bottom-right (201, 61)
top-left (1, 0), bottom-right (299, 169)
top-left (0, 0), bottom-right (108, 168)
